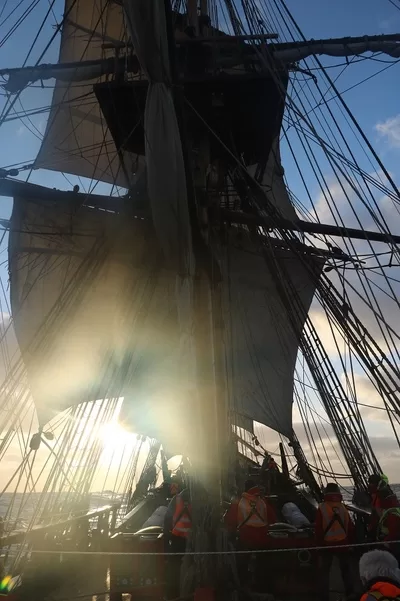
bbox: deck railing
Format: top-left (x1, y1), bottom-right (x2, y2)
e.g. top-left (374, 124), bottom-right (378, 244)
top-left (0, 503), bottom-right (121, 548)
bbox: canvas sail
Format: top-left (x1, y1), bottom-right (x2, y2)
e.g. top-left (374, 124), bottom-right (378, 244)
top-left (8, 196), bottom-right (193, 447)
top-left (248, 137), bottom-right (297, 222)
top-left (9, 195), bottom-right (318, 440)
top-left (9, 0), bottom-right (315, 445)
top-left (219, 233), bottom-right (321, 438)
top-left (34, 0), bottom-right (135, 187)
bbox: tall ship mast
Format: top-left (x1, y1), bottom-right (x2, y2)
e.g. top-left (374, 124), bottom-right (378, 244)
top-left (0, 0), bottom-right (399, 599)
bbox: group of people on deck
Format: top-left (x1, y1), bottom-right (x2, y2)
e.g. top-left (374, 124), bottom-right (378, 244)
top-left (162, 467), bottom-right (400, 600)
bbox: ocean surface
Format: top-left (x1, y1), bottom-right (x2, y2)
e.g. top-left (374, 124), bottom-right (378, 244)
top-left (0, 491), bottom-right (123, 531)
top-left (342, 484), bottom-right (400, 502)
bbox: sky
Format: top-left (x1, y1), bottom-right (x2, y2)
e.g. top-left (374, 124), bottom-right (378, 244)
top-left (0, 0), bottom-right (400, 493)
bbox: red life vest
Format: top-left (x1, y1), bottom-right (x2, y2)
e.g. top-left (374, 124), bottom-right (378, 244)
top-left (237, 493), bottom-right (268, 529)
top-left (171, 494), bottom-right (192, 538)
top-left (361, 581), bottom-right (400, 601)
top-left (318, 501), bottom-right (350, 543)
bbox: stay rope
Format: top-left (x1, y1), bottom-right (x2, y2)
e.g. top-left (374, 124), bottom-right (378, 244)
top-left (28, 537), bottom-right (400, 556)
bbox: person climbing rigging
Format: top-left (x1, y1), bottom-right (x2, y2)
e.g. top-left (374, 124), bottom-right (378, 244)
top-left (315, 482), bottom-right (354, 601)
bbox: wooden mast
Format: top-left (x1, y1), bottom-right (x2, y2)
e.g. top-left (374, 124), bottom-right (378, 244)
top-left (187, 0), bottom-right (199, 35)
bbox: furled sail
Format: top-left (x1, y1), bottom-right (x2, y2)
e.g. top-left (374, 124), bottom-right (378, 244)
top-left (122, 0), bottom-right (193, 271)
top-left (34, 0), bottom-right (135, 187)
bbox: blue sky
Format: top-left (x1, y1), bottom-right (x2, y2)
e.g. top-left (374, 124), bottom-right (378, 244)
top-left (0, 0), bottom-right (400, 487)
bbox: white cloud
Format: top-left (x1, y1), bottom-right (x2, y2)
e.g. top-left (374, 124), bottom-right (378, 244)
top-left (16, 125), bottom-right (26, 137)
top-left (309, 308), bottom-right (342, 357)
top-left (340, 372), bottom-right (387, 422)
top-left (375, 115), bottom-right (400, 149)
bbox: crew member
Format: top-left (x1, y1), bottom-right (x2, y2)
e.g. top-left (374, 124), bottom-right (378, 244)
top-left (225, 479), bottom-right (276, 588)
top-left (359, 550), bottom-right (400, 601)
top-left (169, 477), bottom-right (181, 497)
top-left (368, 474), bottom-right (398, 540)
top-left (164, 488), bottom-right (192, 544)
top-left (315, 482), bottom-right (354, 601)
top-left (375, 493), bottom-right (400, 560)
top-left (164, 487), bottom-right (192, 598)
top-left (261, 454), bottom-right (279, 472)
top-left (225, 479), bottom-right (276, 548)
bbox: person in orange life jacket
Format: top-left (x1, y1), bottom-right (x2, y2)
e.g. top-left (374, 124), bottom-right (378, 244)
top-left (164, 487), bottom-right (192, 544)
top-left (368, 475), bottom-right (398, 541)
top-left (359, 549), bottom-right (400, 601)
top-left (316, 482), bottom-right (355, 601)
top-left (163, 487), bottom-right (192, 599)
top-left (224, 479), bottom-right (276, 549)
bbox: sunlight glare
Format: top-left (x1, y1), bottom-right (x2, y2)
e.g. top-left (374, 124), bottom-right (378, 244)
top-left (99, 421), bottom-right (133, 457)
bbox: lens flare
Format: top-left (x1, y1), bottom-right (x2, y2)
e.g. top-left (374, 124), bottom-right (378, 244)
top-left (0, 575), bottom-right (12, 592)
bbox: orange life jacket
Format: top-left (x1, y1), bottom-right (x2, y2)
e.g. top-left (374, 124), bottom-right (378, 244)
top-left (361, 581), bottom-right (400, 601)
top-left (318, 501), bottom-right (350, 543)
top-left (237, 492), bottom-right (268, 529)
top-left (171, 494), bottom-right (192, 538)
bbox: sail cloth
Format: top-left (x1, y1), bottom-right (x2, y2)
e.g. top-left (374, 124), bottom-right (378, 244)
top-left (9, 195), bottom-right (320, 440)
top-left (9, 195), bottom-right (194, 454)
top-left (34, 0), bottom-right (137, 187)
top-left (247, 137), bottom-right (298, 222)
top-left (219, 233), bottom-right (322, 438)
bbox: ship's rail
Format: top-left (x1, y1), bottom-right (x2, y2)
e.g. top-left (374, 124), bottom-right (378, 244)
top-left (0, 503), bottom-right (121, 548)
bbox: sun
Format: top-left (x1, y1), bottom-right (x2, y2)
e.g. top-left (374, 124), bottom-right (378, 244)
top-left (99, 421), bottom-right (134, 457)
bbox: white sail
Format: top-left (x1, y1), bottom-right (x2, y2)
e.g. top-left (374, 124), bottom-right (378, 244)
top-left (219, 233), bottom-right (321, 438)
top-left (34, 0), bottom-right (133, 187)
top-left (10, 1), bottom-right (316, 444)
top-left (9, 195), bottom-right (178, 423)
top-left (9, 194), bottom-right (319, 439)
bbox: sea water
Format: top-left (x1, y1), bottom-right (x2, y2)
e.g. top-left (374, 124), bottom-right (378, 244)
top-left (0, 491), bottom-right (123, 530)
